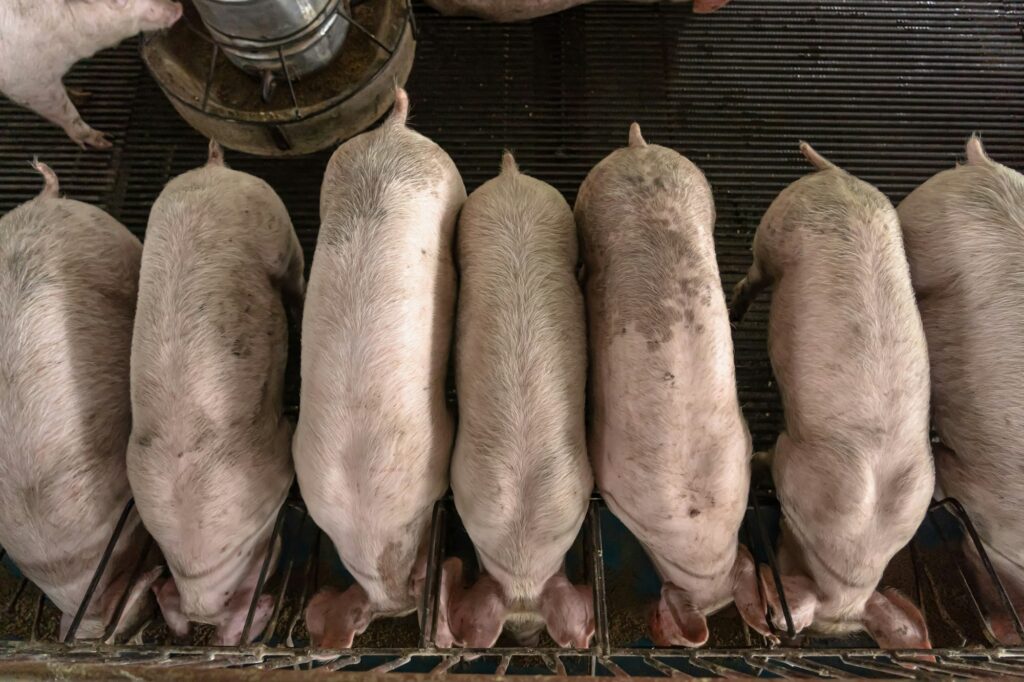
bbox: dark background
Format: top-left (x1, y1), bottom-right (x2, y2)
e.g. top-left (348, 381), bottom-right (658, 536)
top-left (1, 0), bottom-right (1022, 451)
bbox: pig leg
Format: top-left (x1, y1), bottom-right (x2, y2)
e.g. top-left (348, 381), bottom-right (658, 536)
top-left (540, 573), bottom-right (594, 648)
top-left (649, 584), bottom-right (709, 647)
top-left (862, 588), bottom-right (931, 649)
top-left (305, 584), bottom-right (372, 649)
top-left (730, 259), bottom-right (770, 323)
top-left (9, 78), bottom-right (111, 149)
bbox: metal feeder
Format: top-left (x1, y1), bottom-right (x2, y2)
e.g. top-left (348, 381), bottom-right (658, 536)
top-left (141, 0), bottom-right (416, 156)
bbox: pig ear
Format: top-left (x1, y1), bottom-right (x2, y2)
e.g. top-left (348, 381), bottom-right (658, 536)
top-left (759, 564), bottom-right (818, 636)
top-left (153, 576), bottom-right (191, 638)
top-left (540, 574), bottom-right (594, 649)
top-left (305, 584), bottom-right (372, 649)
top-left (449, 570), bottom-right (507, 648)
top-left (99, 564), bottom-right (163, 636)
top-left (434, 557), bottom-right (464, 648)
top-left (863, 588), bottom-right (931, 649)
top-left (650, 584), bottom-right (708, 647)
top-left (692, 0), bottom-right (731, 13)
top-left (732, 545), bottom-right (775, 641)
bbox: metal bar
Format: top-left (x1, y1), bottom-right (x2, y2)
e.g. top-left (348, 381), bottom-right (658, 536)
top-left (598, 656), bottom-right (630, 677)
top-left (691, 654), bottom-right (759, 678)
top-left (838, 654), bottom-right (918, 679)
top-left (201, 43), bottom-right (219, 113)
top-left (276, 47), bottom-right (301, 120)
top-left (420, 499), bottom-right (446, 647)
top-left (29, 591), bottom-right (45, 642)
top-left (920, 553), bottom-right (968, 646)
top-left (239, 502), bottom-right (289, 644)
top-left (290, 525), bottom-right (321, 647)
top-left (64, 499), bottom-right (136, 643)
top-left (335, 6), bottom-right (394, 55)
top-left (749, 493), bottom-right (796, 638)
top-left (941, 497), bottom-right (1024, 642)
top-left (102, 535), bottom-right (155, 642)
top-left (588, 500), bottom-right (610, 656)
top-left (323, 654), bottom-right (360, 672)
top-left (425, 501), bottom-right (448, 648)
top-left (370, 654), bottom-right (411, 673)
top-left (495, 654), bottom-right (511, 676)
top-left (643, 653), bottom-right (685, 677)
top-left (5, 577), bottom-right (29, 614)
top-left (405, 0), bottom-right (419, 41)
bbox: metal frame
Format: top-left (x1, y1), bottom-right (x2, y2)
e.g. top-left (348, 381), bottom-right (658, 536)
top-left (4, 490), bottom-right (1024, 676)
top-left (142, 0), bottom-right (416, 125)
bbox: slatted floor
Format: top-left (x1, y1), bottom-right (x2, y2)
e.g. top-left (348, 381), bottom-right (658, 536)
top-left (3, 0), bottom-right (1022, 449)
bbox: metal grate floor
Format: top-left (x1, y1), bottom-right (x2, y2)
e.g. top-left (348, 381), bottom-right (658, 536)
top-left (2, 0), bottom-right (1024, 677)
top-left (3, 0), bottom-right (1023, 449)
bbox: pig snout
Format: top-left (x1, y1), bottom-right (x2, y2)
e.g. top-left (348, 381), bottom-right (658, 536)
top-left (136, 0), bottom-right (183, 31)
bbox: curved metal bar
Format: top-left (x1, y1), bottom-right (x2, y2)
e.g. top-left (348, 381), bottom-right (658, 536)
top-left (63, 499), bottom-right (136, 644)
top-left (239, 502), bottom-right (289, 644)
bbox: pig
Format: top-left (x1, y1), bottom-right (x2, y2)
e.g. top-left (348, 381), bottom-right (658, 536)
top-left (434, 152), bottom-right (593, 650)
top-left (0, 0), bottom-right (182, 149)
top-left (729, 143), bottom-right (934, 648)
top-left (424, 0), bottom-right (731, 22)
top-left (127, 140), bottom-right (304, 645)
top-left (897, 136), bottom-right (1024, 645)
top-left (573, 123), bottom-right (756, 648)
top-left (0, 160), bottom-right (160, 640)
top-left (293, 87), bottom-right (464, 649)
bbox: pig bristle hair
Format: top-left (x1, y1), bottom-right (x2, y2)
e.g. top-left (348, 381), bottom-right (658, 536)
top-left (799, 141), bottom-right (835, 171)
top-left (30, 157), bottom-right (59, 198)
top-left (207, 139), bottom-right (225, 166)
top-left (501, 150), bottom-right (519, 174)
top-left (965, 134), bottom-right (992, 165)
top-left (390, 87), bottom-right (409, 127)
top-left (628, 122), bottom-right (646, 147)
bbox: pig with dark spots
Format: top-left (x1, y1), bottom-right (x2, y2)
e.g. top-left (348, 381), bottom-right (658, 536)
top-left (127, 141), bottom-right (304, 645)
top-left (435, 152), bottom-right (593, 650)
top-left (424, 0), bottom-right (730, 22)
top-left (293, 87), bottom-right (463, 649)
top-left (897, 136), bottom-right (1024, 645)
top-left (730, 143), bottom-right (934, 648)
top-left (0, 0), bottom-right (182, 149)
top-left (0, 161), bottom-right (160, 640)
top-left (575, 123), bottom-right (755, 648)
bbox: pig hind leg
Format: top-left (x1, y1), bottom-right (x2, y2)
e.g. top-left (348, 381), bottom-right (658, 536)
top-left (10, 79), bottom-right (111, 149)
top-left (730, 258), bottom-right (770, 323)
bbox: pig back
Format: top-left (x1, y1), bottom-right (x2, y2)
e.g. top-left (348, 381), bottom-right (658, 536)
top-left (898, 159), bottom-right (1024, 562)
top-left (0, 195), bottom-right (141, 615)
top-left (294, 121), bottom-right (463, 608)
top-left (452, 165), bottom-right (590, 600)
top-left (575, 142), bottom-right (749, 590)
top-left (760, 169), bottom-right (933, 584)
top-left (128, 166), bottom-right (295, 574)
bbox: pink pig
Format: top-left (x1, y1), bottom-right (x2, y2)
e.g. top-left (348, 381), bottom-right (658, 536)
top-left (0, 0), bottom-right (182, 148)
top-left (898, 136), bottom-right (1024, 645)
top-left (730, 143), bottom-right (934, 649)
top-left (436, 153), bottom-right (594, 650)
top-left (575, 124), bottom-right (757, 648)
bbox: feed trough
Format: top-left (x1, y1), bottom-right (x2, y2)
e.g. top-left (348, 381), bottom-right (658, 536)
top-left (141, 0), bottom-right (416, 156)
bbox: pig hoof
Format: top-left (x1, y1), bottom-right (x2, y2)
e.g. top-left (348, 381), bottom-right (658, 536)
top-left (77, 129), bottom-right (113, 150)
top-left (67, 87), bottom-right (92, 106)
